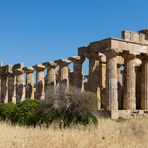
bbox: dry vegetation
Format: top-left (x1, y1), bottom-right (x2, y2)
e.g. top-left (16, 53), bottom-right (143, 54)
top-left (0, 118), bottom-right (147, 148)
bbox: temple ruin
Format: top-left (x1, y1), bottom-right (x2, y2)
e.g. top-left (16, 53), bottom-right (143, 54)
top-left (1, 29), bottom-right (148, 119)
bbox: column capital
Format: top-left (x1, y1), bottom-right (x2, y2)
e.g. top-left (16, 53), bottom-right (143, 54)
top-left (68, 56), bottom-right (85, 64)
top-left (122, 51), bottom-right (136, 60)
top-left (13, 63), bottom-right (24, 70)
top-left (23, 67), bottom-right (34, 74)
top-left (55, 59), bottom-right (71, 66)
top-left (6, 65), bottom-right (14, 76)
top-left (137, 53), bottom-right (148, 61)
top-left (0, 65), bottom-right (13, 76)
top-left (42, 62), bottom-right (57, 68)
top-left (86, 52), bottom-right (103, 60)
top-left (14, 69), bottom-right (24, 75)
top-left (104, 49), bottom-right (119, 58)
top-left (33, 64), bottom-right (45, 71)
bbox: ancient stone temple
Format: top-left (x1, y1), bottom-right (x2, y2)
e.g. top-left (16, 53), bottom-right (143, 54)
top-left (1, 29), bottom-right (148, 119)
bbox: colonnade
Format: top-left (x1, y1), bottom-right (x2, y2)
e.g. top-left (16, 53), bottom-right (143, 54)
top-left (0, 49), bottom-right (148, 112)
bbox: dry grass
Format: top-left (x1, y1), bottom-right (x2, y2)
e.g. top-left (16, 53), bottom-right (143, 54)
top-left (0, 118), bottom-right (147, 148)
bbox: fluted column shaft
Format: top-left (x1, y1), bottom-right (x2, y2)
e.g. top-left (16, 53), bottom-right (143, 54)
top-left (1, 74), bottom-right (8, 103)
top-left (8, 70), bottom-right (16, 103)
top-left (117, 65), bottom-right (122, 109)
top-left (15, 69), bottom-right (25, 103)
top-left (0, 62), bottom-right (2, 102)
top-left (106, 53), bottom-right (118, 111)
top-left (100, 62), bottom-right (106, 108)
top-left (24, 67), bottom-right (34, 99)
top-left (88, 55), bottom-right (101, 97)
top-left (43, 62), bottom-right (57, 98)
top-left (33, 65), bottom-right (45, 100)
top-left (68, 56), bottom-right (85, 91)
top-left (55, 59), bottom-right (71, 92)
top-left (123, 55), bottom-right (136, 110)
top-left (141, 57), bottom-right (148, 110)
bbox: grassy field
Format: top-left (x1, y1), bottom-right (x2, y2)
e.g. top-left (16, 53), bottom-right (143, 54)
top-left (0, 118), bottom-right (147, 148)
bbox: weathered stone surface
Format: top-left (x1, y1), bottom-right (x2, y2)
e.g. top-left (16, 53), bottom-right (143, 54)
top-left (0, 66), bottom-right (8, 103)
top-left (7, 65), bottom-right (16, 103)
top-left (42, 62), bottom-right (57, 98)
top-left (55, 59), bottom-right (71, 92)
top-left (13, 68), bottom-right (25, 103)
top-left (106, 51), bottom-right (118, 111)
top-left (140, 55), bottom-right (148, 110)
top-left (68, 56), bottom-right (85, 91)
top-left (123, 54), bottom-right (136, 110)
top-left (33, 64), bottom-right (45, 100)
top-left (23, 67), bottom-right (34, 99)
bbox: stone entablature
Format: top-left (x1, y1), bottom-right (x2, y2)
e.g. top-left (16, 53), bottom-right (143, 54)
top-left (0, 29), bottom-right (148, 119)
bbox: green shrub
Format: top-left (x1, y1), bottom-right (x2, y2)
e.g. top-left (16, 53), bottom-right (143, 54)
top-left (15, 99), bottom-right (40, 126)
top-left (0, 103), bottom-right (17, 121)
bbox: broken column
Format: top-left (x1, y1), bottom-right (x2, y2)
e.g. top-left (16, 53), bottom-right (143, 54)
top-left (33, 64), bottom-right (45, 100)
top-left (106, 51), bottom-right (118, 111)
top-left (123, 54), bottom-right (136, 110)
top-left (13, 63), bottom-right (25, 103)
top-left (42, 62), bottom-right (57, 98)
top-left (68, 56), bottom-right (85, 91)
top-left (55, 59), bottom-right (71, 92)
top-left (23, 67), bottom-right (35, 99)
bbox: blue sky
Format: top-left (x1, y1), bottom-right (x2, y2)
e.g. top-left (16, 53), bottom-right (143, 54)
top-left (0, 0), bottom-right (147, 67)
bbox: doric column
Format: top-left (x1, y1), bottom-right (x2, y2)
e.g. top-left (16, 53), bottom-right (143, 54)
top-left (140, 55), bottom-right (148, 110)
top-left (23, 67), bottom-right (34, 99)
top-left (0, 62), bottom-right (2, 102)
top-left (136, 66), bottom-right (142, 109)
top-left (7, 65), bottom-right (16, 103)
top-left (123, 54), bottom-right (136, 110)
top-left (0, 66), bottom-right (8, 103)
top-left (33, 64), bottom-right (45, 100)
top-left (55, 59), bottom-right (71, 92)
top-left (106, 51), bottom-right (118, 111)
top-left (117, 65), bottom-right (122, 109)
top-left (87, 54), bottom-right (101, 109)
top-left (42, 62), bottom-right (57, 98)
top-left (100, 59), bottom-right (106, 109)
top-left (14, 68), bottom-right (25, 103)
top-left (68, 56), bottom-right (85, 91)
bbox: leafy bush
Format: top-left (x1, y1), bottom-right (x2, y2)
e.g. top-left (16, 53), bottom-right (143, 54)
top-left (0, 103), bottom-right (17, 121)
top-left (15, 99), bottom-right (40, 126)
top-left (0, 87), bottom-right (98, 127)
